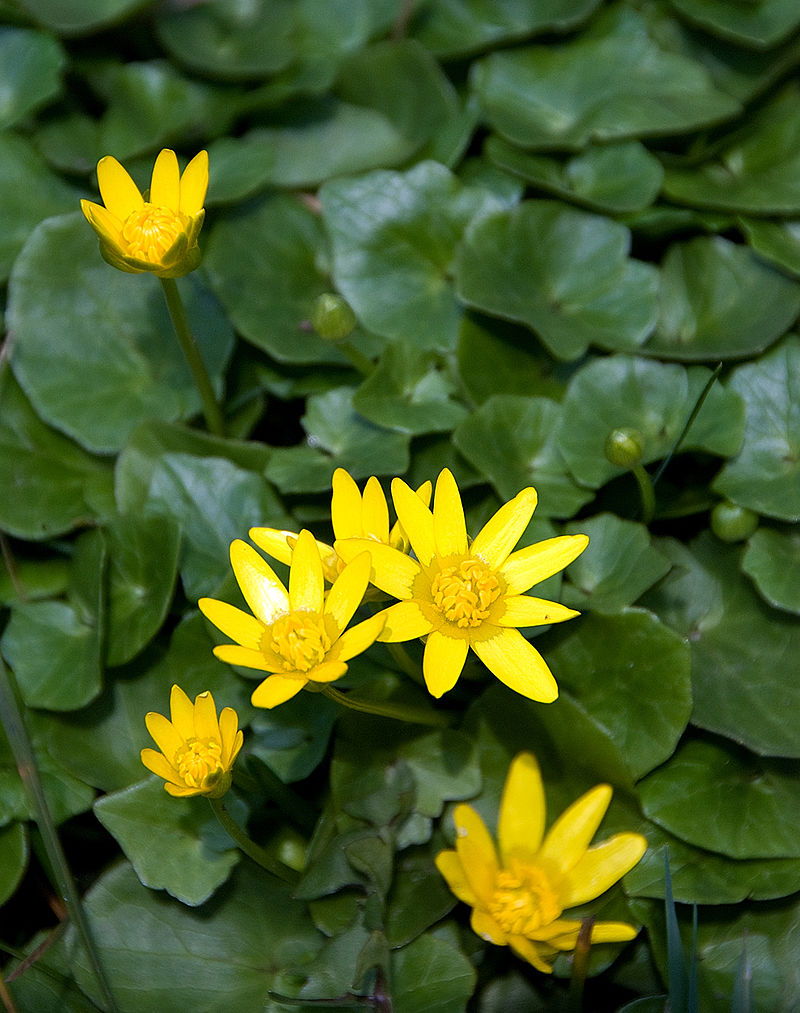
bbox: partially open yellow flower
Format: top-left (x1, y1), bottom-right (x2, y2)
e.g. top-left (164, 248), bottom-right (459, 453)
top-left (198, 529), bottom-right (384, 708)
top-left (81, 148), bottom-right (208, 277)
top-left (141, 685), bottom-right (243, 798)
top-left (335, 468), bottom-right (588, 701)
top-left (436, 752), bottom-right (647, 973)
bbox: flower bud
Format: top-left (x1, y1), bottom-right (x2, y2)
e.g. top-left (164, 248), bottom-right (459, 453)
top-left (604, 428), bottom-right (645, 468)
top-left (310, 293), bottom-right (358, 341)
top-left (711, 501), bottom-right (759, 543)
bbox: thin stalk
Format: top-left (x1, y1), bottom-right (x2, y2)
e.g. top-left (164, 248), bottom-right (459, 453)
top-left (321, 685), bottom-right (450, 726)
top-left (568, 916), bottom-right (594, 1012)
top-left (386, 643), bottom-right (425, 686)
top-left (652, 364), bottom-right (722, 489)
top-left (632, 463), bottom-right (655, 525)
top-left (336, 341), bottom-right (375, 377)
top-left (207, 797), bottom-right (298, 883)
top-left (159, 277), bottom-right (225, 437)
top-left (0, 660), bottom-right (119, 1013)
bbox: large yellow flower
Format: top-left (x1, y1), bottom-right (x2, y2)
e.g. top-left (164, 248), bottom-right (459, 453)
top-left (81, 148), bottom-right (208, 277)
top-left (335, 468), bottom-right (587, 701)
top-left (198, 529), bottom-right (384, 708)
top-left (141, 685), bottom-right (243, 798)
top-left (436, 752), bottom-right (647, 973)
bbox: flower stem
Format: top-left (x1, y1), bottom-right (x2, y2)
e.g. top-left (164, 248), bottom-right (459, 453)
top-left (321, 686), bottom-right (450, 726)
top-left (159, 277), bottom-right (225, 437)
top-left (0, 659), bottom-right (120, 1013)
top-left (337, 341), bottom-right (375, 377)
top-left (207, 797), bottom-right (298, 883)
top-left (386, 643), bottom-right (425, 686)
top-left (632, 462), bottom-right (655, 525)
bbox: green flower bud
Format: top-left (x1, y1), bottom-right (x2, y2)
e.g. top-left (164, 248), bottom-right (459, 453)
top-left (310, 293), bottom-right (358, 341)
top-left (711, 501), bottom-right (759, 543)
top-left (604, 428), bottom-right (645, 468)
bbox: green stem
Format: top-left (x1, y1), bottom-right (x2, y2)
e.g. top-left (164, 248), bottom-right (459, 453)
top-left (0, 660), bottom-right (119, 1013)
top-left (337, 341), bottom-right (375, 377)
top-left (207, 797), bottom-right (298, 883)
top-left (386, 643), bottom-right (425, 686)
top-left (159, 277), bottom-right (225, 437)
top-left (652, 363), bottom-right (722, 489)
top-left (321, 686), bottom-right (450, 727)
top-left (632, 462), bottom-right (655, 525)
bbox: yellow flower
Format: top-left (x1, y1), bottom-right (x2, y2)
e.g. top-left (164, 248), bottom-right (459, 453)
top-left (335, 468), bottom-right (587, 701)
top-left (198, 529), bottom-right (384, 708)
top-left (249, 467), bottom-right (432, 583)
top-left (435, 752), bottom-right (647, 973)
top-left (141, 685), bottom-right (243, 798)
top-left (81, 148), bottom-right (208, 277)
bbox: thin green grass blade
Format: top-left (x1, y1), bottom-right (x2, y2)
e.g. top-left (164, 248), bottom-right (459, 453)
top-left (664, 850), bottom-right (686, 1012)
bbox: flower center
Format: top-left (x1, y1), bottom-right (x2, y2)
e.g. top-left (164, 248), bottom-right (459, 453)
top-left (122, 203), bottom-right (186, 262)
top-left (266, 612), bottom-right (331, 672)
top-left (488, 865), bottom-right (562, 936)
top-left (430, 558), bottom-right (501, 628)
top-left (174, 738), bottom-right (223, 790)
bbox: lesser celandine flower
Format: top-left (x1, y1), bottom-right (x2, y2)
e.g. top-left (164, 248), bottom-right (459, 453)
top-left (141, 685), bottom-right (243, 798)
top-left (436, 752), bottom-right (647, 973)
top-left (335, 468), bottom-right (588, 701)
top-left (250, 467), bottom-right (431, 583)
top-left (198, 529), bottom-right (384, 708)
top-left (81, 148), bottom-right (208, 277)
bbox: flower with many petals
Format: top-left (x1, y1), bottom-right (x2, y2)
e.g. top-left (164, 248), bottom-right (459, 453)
top-left (436, 752), bottom-right (647, 973)
top-left (335, 468), bottom-right (587, 701)
top-left (141, 685), bottom-right (243, 798)
top-left (198, 529), bottom-right (384, 708)
top-left (81, 148), bottom-right (208, 277)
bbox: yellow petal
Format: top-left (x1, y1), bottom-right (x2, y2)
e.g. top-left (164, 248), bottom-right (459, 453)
top-left (499, 534), bottom-right (590, 594)
top-left (306, 660), bottom-right (348, 683)
top-left (433, 468), bottom-right (468, 558)
top-left (331, 468), bottom-right (363, 540)
top-left (434, 850), bottom-right (479, 906)
top-left (472, 629), bottom-right (559, 702)
top-left (198, 597), bottom-right (264, 650)
top-left (423, 630), bottom-right (468, 697)
top-left (376, 600), bottom-right (433, 642)
top-left (497, 595), bottom-right (580, 628)
top-left (327, 612), bottom-right (385, 662)
top-left (140, 748), bottom-right (181, 784)
top-left (248, 527), bottom-right (296, 566)
top-left (164, 782), bottom-right (203, 797)
top-left (230, 539), bottom-right (289, 625)
top-left (470, 487), bottom-right (537, 569)
top-left (324, 551), bottom-right (370, 637)
top-left (498, 752), bottom-right (546, 864)
top-left (586, 921), bottom-right (639, 944)
top-left (471, 907), bottom-right (508, 946)
top-left (335, 538), bottom-right (419, 599)
top-left (218, 708), bottom-right (242, 766)
top-left (149, 149), bottom-right (180, 210)
top-left (97, 155), bottom-right (143, 220)
top-left (362, 476), bottom-right (390, 542)
top-left (168, 684), bottom-right (194, 732)
top-left (289, 530), bottom-right (324, 612)
top-left (214, 644), bottom-right (279, 673)
top-left (144, 711), bottom-right (183, 759)
top-left (538, 784), bottom-right (613, 874)
top-left (453, 804), bottom-right (499, 904)
top-left (508, 936), bottom-right (555, 973)
top-left (251, 674), bottom-right (307, 708)
top-left (80, 200), bottom-right (123, 244)
top-left (192, 690), bottom-right (219, 742)
top-left (391, 477), bottom-right (436, 566)
top-left (562, 833), bottom-right (647, 908)
top-left (179, 149), bottom-right (209, 215)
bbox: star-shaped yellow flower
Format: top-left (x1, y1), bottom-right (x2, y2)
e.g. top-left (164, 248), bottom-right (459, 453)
top-left (436, 752), bottom-right (647, 973)
top-left (141, 685), bottom-right (243, 798)
top-left (81, 148), bottom-right (208, 277)
top-left (198, 529), bottom-right (384, 708)
top-left (335, 468), bottom-right (588, 701)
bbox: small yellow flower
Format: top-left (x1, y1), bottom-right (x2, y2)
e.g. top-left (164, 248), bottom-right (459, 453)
top-left (250, 467), bottom-right (432, 583)
top-left (141, 685), bottom-right (243, 798)
top-left (335, 468), bottom-right (587, 701)
top-left (198, 529), bottom-right (384, 708)
top-left (81, 148), bottom-right (208, 277)
top-left (436, 752), bottom-right (647, 973)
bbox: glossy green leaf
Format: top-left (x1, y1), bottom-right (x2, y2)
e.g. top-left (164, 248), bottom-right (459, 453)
top-left (642, 236), bottom-right (800, 360)
top-left (486, 137), bottom-right (663, 214)
top-left (640, 738), bottom-right (800, 859)
top-left (643, 534), bottom-right (800, 757)
top-left (740, 218), bottom-right (800, 278)
top-left (320, 161), bottom-right (502, 351)
top-left (249, 691), bottom-right (338, 783)
top-left (547, 610), bottom-right (692, 780)
top-left (266, 387), bottom-right (410, 493)
top-left (471, 5), bottom-right (739, 150)
top-left (714, 336), bottom-right (800, 522)
top-left (0, 822), bottom-right (27, 905)
top-left (741, 528), bottom-right (800, 614)
top-left (392, 932), bottom-right (476, 1013)
top-left (18, 0), bottom-right (150, 34)
top-left (95, 778), bottom-right (240, 906)
top-left (0, 27), bottom-right (64, 128)
top-left (456, 201), bottom-right (659, 361)
top-left (669, 0), bottom-right (800, 49)
top-left (557, 357), bottom-right (743, 489)
top-left (452, 395), bottom-right (593, 518)
top-left (0, 370), bottom-right (114, 540)
top-left (0, 558), bottom-right (69, 606)
top-left (385, 849), bottom-right (457, 948)
top-left (7, 213), bottom-right (234, 454)
top-left (562, 514), bottom-right (672, 614)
